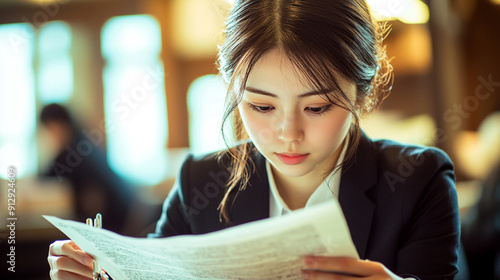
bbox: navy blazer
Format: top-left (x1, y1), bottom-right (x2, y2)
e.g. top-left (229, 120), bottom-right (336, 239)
top-left (151, 134), bottom-right (460, 279)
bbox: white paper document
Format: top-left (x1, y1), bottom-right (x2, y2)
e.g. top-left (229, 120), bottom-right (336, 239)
top-left (44, 200), bottom-right (359, 280)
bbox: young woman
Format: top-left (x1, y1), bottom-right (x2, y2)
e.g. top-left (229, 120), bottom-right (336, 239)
top-left (48, 0), bottom-right (460, 279)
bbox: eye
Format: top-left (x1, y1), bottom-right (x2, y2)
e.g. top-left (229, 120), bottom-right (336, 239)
top-left (306, 105), bottom-right (332, 115)
top-left (248, 103), bottom-right (274, 113)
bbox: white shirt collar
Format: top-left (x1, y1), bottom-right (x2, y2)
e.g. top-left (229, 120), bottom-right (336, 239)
top-left (268, 138), bottom-right (348, 217)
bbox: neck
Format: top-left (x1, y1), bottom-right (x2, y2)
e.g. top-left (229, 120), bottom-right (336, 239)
top-left (272, 169), bottom-right (325, 210)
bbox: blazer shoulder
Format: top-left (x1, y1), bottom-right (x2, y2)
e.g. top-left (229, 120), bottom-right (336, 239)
top-left (148, 150), bottom-right (232, 237)
top-left (174, 145), bottom-right (266, 234)
top-left (177, 149), bottom-right (232, 193)
top-left (367, 138), bottom-right (456, 195)
top-left (372, 139), bottom-right (454, 172)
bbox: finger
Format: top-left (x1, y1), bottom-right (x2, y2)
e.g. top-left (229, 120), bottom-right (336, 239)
top-left (49, 240), bottom-right (80, 256)
top-left (49, 240), bottom-right (93, 266)
top-left (303, 256), bottom-right (381, 276)
top-left (50, 268), bottom-right (93, 280)
top-left (48, 256), bottom-right (94, 279)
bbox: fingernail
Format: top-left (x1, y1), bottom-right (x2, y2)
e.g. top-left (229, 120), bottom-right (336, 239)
top-left (304, 256), bottom-right (316, 267)
top-left (83, 255), bottom-right (93, 266)
top-left (301, 270), bottom-right (310, 279)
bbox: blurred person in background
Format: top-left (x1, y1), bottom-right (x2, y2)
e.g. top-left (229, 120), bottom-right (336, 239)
top-left (40, 103), bottom-right (135, 234)
top-left (459, 112), bottom-right (500, 280)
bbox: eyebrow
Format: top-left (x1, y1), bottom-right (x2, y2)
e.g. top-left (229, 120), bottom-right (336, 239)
top-left (245, 87), bottom-right (329, 98)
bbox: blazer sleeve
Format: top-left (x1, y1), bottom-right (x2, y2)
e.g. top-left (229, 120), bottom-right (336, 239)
top-left (396, 148), bottom-right (460, 279)
top-left (148, 155), bottom-right (195, 238)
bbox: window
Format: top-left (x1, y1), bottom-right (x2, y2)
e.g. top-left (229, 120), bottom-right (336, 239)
top-left (0, 23), bottom-right (37, 179)
top-left (37, 21), bottom-right (73, 104)
top-left (187, 74), bottom-right (232, 155)
top-left (101, 15), bottom-right (168, 186)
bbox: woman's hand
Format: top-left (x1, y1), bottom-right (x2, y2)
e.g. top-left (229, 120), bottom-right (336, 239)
top-left (48, 240), bottom-right (94, 280)
top-left (301, 256), bottom-right (404, 280)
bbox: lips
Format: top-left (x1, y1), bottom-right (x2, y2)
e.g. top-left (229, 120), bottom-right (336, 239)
top-left (275, 153), bottom-right (309, 165)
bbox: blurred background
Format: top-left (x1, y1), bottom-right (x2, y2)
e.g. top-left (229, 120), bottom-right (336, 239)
top-left (0, 0), bottom-right (499, 279)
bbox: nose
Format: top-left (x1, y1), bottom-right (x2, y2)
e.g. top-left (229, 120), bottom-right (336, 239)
top-left (277, 114), bottom-right (304, 143)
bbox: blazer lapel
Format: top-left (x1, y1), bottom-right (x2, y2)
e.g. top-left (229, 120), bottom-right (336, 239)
top-left (339, 133), bottom-right (377, 259)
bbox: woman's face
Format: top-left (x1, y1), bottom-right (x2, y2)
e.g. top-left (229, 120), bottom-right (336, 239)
top-left (238, 49), bottom-right (356, 180)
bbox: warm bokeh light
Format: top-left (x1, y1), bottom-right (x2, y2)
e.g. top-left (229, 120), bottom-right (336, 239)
top-left (366, 0), bottom-right (429, 24)
top-left (29, 0), bottom-right (60, 3)
top-left (171, 0), bottom-right (226, 58)
top-left (387, 25), bottom-right (432, 74)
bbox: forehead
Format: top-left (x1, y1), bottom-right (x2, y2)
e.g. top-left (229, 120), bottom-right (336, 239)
top-left (246, 49), bottom-right (307, 94)
top-left (245, 49), bottom-right (356, 99)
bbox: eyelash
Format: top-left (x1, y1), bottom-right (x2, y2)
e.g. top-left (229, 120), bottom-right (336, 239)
top-left (248, 104), bottom-right (274, 113)
top-left (306, 105), bottom-right (333, 116)
top-left (247, 103), bottom-right (333, 116)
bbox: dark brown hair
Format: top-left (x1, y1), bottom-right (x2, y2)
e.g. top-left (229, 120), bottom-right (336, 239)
top-left (217, 0), bottom-right (393, 223)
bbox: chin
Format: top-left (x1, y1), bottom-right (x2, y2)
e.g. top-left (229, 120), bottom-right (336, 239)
top-left (273, 163), bottom-right (313, 178)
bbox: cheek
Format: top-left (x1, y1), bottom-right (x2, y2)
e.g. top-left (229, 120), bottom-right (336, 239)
top-left (309, 111), bottom-right (352, 145)
top-left (238, 106), bottom-right (275, 145)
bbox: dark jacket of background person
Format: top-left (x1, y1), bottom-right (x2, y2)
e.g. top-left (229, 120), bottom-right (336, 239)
top-left (461, 160), bottom-right (500, 280)
top-left (40, 104), bottom-right (134, 234)
top-left (150, 134), bottom-right (460, 280)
